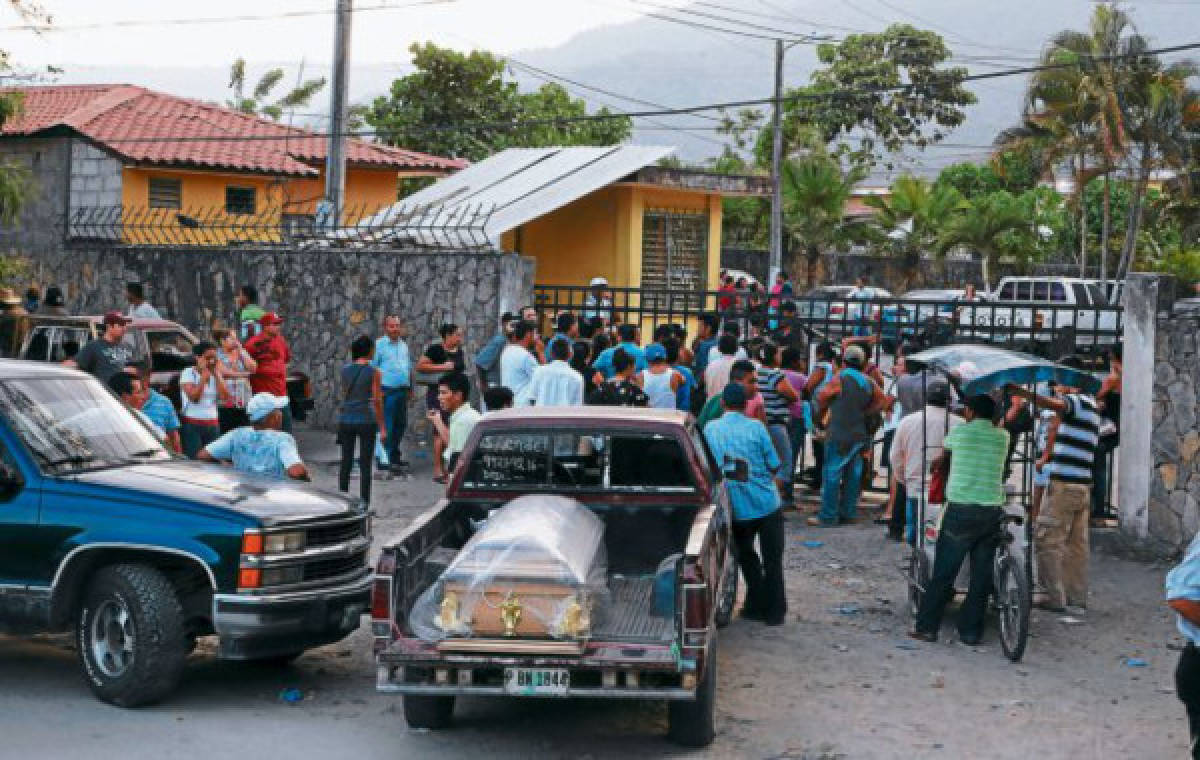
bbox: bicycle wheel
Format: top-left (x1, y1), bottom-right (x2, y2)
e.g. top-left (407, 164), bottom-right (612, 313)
top-left (995, 552), bottom-right (1031, 662)
top-left (907, 550), bottom-right (929, 619)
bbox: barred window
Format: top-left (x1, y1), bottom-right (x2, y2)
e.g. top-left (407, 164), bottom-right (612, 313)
top-left (225, 186), bottom-right (256, 215)
top-left (148, 177), bottom-right (181, 209)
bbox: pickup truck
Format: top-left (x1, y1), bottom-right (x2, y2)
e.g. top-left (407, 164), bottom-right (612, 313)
top-left (0, 360), bottom-right (370, 706)
top-left (372, 407), bottom-right (737, 747)
top-left (0, 313), bottom-right (315, 419)
top-left (956, 276), bottom-right (1121, 355)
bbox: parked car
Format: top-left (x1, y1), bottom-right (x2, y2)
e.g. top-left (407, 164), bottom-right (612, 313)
top-left (796, 285), bottom-right (893, 337)
top-left (958, 276), bottom-right (1119, 354)
top-left (372, 407), bottom-right (736, 747)
top-left (0, 314), bottom-right (315, 419)
top-left (880, 289), bottom-right (964, 353)
top-left (0, 360), bottom-right (371, 705)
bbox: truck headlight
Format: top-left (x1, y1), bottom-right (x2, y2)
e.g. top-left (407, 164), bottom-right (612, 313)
top-left (261, 566), bottom-right (304, 586)
top-left (264, 531), bottom-right (306, 553)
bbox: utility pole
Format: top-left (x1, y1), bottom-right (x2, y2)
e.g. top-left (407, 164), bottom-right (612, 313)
top-left (324, 0), bottom-right (353, 228)
top-left (769, 38), bottom-right (784, 287)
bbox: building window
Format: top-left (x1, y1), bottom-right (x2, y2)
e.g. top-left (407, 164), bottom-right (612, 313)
top-left (148, 177), bottom-right (182, 210)
top-left (225, 186), bottom-right (256, 215)
top-left (640, 208), bottom-right (708, 312)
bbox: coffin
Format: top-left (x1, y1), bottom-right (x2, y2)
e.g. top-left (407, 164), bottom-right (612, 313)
top-left (410, 494), bottom-right (608, 642)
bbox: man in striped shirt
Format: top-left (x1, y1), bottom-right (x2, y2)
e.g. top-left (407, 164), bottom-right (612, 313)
top-left (1008, 380), bottom-right (1100, 614)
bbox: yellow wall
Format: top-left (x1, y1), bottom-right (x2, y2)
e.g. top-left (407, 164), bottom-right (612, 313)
top-left (120, 165), bottom-right (417, 244)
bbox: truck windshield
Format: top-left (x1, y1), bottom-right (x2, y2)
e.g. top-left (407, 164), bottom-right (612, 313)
top-left (0, 376), bottom-right (169, 473)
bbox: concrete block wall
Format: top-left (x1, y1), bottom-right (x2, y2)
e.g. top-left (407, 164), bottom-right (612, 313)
top-left (30, 245), bottom-right (535, 431)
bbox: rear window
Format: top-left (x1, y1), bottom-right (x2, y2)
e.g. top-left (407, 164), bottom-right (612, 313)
top-left (997, 282), bottom-right (1017, 301)
top-left (1071, 283), bottom-right (1090, 305)
top-left (462, 430), bottom-right (695, 492)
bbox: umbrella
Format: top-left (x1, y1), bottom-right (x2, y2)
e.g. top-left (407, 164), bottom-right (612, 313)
top-left (905, 345), bottom-right (1102, 395)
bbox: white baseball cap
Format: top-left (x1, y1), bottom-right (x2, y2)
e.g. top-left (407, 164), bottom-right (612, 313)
top-left (589, 276), bottom-right (609, 287)
top-left (247, 393), bottom-right (290, 422)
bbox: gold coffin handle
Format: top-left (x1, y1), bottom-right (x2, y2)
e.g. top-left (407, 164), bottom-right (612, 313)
top-left (500, 595), bottom-right (523, 637)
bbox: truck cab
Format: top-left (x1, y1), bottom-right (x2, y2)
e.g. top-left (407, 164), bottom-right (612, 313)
top-left (372, 407), bottom-right (736, 747)
top-left (959, 276), bottom-right (1120, 354)
top-left (0, 361), bottom-right (370, 706)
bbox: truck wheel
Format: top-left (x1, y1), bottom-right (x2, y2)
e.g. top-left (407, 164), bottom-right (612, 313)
top-left (76, 564), bottom-right (187, 707)
top-left (668, 633), bottom-right (718, 747)
top-left (714, 554), bottom-right (737, 628)
top-left (402, 695), bottom-right (455, 729)
top-left (246, 651), bottom-right (305, 667)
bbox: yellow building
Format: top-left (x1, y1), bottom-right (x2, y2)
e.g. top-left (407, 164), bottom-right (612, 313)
top-left (0, 84), bottom-right (463, 245)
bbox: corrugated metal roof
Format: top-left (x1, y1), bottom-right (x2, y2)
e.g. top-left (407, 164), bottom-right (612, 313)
top-left (352, 145), bottom-right (675, 244)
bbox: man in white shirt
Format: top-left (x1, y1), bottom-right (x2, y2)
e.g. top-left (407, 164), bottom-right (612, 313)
top-left (125, 282), bottom-right (162, 320)
top-left (704, 333), bottom-right (741, 401)
top-left (523, 338), bottom-right (583, 406)
top-left (500, 320), bottom-right (541, 404)
top-left (889, 379), bottom-right (962, 544)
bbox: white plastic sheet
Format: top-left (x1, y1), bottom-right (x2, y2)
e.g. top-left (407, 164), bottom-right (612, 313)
top-left (409, 494), bottom-right (608, 641)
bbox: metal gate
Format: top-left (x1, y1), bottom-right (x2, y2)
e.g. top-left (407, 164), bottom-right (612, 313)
top-left (640, 209), bottom-right (708, 312)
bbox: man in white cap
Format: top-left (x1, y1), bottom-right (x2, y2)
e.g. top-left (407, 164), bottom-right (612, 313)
top-left (582, 276), bottom-right (612, 324)
top-left (198, 392), bottom-right (309, 481)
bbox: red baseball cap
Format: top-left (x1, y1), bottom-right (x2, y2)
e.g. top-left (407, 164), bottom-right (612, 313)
top-left (259, 312), bottom-right (284, 326)
top-left (102, 310), bottom-right (132, 326)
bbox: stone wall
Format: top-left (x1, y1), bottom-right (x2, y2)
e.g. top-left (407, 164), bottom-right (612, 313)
top-left (30, 245), bottom-right (535, 431)
top-left (1147, 313), bottom-right (1200, 555)
top-left (0, 136), bottom-right (71, 255)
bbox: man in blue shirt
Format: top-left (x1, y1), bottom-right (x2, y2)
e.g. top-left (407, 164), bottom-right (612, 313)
top-left (593, 323), bottom-right (646, 379)
top-left (475, 312), bottom-right (517, 390)
top-left (544, 312), bottom-right (579, 363)
top-left (372, 315), bottom-right (411, 472)
top-left (692, 313), bottom-right (719, 383)
top-left (135, 364), bottom-right (181, 453)
top-left (704, 383), bottom-right (786, 626)
top-left (199, 393), bottom-right (309, 481)
top-left (1167, 534), bottom-right (1200, 754)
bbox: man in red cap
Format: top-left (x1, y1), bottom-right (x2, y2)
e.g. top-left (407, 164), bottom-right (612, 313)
top-left (76, 311), bottom-right (135, 384)
top-left (245, 311), bottom-right (293, 431)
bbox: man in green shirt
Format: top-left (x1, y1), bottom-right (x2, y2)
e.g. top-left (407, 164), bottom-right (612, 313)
top-left (236, 284), bottom-right (266, 341)
top-left (697, 361), bottom-right (763, 430)
top-left (910, 394), bottom-right (1009, 646)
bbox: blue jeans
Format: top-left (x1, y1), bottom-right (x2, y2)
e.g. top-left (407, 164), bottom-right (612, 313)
top-left (786, 420), bottom-right (805, 501)
top-left (819, 440), bottom-right (865, 524)
top-left (766, 423), bottom-right (792, 503)
top-left (906, 496), bottom-right (919, 545)
top-left (382, 387), bottom-right (409, 465)
top-left (914, 503), bottom-right (1004, 640)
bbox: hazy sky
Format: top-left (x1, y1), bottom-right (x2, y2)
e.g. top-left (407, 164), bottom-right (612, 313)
top-left (2, 0), bottom-right (694, 67)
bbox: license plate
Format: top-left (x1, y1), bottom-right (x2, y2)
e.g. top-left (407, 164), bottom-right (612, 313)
top-left (503, 667), bottom-right (570, 697)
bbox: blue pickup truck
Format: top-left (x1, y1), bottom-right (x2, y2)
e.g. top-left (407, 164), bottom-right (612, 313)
top-left (0, 360), bottom-right (371, 706)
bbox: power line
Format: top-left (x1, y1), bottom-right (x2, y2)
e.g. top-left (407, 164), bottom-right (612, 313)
top-left (626, 0), bottom-right (830, 40)
top-left (91, 39), bottom-right (1200, 144)
top-left (0, 0), bottom-right (457, 32)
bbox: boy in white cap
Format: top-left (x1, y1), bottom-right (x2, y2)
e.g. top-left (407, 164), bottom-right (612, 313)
top-left (582, 276), bottom-right (612, 324)
top-left (198, 392), bottom-right (309, 481)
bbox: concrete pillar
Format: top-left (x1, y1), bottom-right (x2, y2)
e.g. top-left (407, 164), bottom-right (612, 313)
top-left (1119, 273), bottom-right (1157, 539)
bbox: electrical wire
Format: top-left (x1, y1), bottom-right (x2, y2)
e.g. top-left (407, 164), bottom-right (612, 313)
top-left (90, 39), bottom-right (1200, 144)
top-left (0, 0), bottom-right (458, 33)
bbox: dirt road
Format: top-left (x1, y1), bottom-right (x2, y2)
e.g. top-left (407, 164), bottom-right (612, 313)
top-left (0, 436), bottom-right (1188, 759)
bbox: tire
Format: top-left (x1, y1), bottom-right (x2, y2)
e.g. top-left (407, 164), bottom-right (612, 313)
top-left (713, 553), bottom-right (738, 629)
top-left (668, 632), bottom-right (718, 747)
top-left (402, 695), bottom-right (455, 729)
top-left (907, 550), bottom-right (929, 620)
top-left (246, 651), bottom-right (305, 667)
top-left (995, 553), bottom-right (1031, 663)
top-left (76, 563), bottom-right (188, 707)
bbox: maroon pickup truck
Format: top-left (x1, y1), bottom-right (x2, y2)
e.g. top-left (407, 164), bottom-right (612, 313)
top-left (371, 407), bottom-right (738, 746)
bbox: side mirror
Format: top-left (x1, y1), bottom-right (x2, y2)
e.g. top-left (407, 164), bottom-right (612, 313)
top-left (722, 455), bottom-right (749, 483)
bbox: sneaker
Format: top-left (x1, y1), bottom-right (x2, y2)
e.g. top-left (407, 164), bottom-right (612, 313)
top-left (1063, 605), bottom-right (1087, 617)
top-left (807, 517), bottom-right (836, 527)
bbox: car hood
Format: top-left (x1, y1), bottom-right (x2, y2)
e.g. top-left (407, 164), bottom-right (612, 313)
top-left (69, 460), bottom-right (363, 527)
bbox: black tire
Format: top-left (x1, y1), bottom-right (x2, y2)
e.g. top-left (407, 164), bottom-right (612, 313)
top-left (76, 563), bottom-right (187, 707)
top-left (907, 550), bottom-right (929, 620)
top-left (668, 632), bottom-right (718, 747)
top-left (995, 553), bottom-right (1031, 662)
top-left (713, 553), bottom-right (738, 629)
top-left (246, 651), bottom-right (305, 667)
top-left (402, 695), bottom-right (455, 729)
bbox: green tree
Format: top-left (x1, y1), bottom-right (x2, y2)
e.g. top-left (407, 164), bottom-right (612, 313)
top-left (227, 59), bottom-right (326, 122)
top-left (780, 152), bottom-right (865, 287)
top-left (365, 43), bottom-right (631, 162)
top-left (936, 191), bottom-right (1029, 289)
top-left (779, 25), bottom-right (976, 169)
top-left (865, 175), bottom-right (965, 291)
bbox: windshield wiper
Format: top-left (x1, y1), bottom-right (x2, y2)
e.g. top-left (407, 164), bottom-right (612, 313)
top-left (127, 448), bottom-right (163, 458)
top-left (40, 454), bottom-right (99, 470)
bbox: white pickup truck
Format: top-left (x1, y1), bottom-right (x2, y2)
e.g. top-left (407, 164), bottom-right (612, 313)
top-left (957, 276), bottom-right (1120, 353)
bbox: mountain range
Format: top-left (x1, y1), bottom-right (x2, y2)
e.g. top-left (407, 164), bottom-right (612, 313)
top-left (35, 0), bottom-right (1195, 166)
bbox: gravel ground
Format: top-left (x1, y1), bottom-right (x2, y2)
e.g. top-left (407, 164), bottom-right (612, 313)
top-left (0, 431), bottom-right (1189, 759)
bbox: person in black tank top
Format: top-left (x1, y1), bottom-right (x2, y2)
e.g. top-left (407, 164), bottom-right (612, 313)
top-left (338, 335), bottom-right (386, 503)
top-left (1092, 346), bottom-right (1122, 518)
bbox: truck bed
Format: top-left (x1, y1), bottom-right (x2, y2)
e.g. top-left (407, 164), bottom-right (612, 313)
top-left (593, 575), bottom-right (673, 642)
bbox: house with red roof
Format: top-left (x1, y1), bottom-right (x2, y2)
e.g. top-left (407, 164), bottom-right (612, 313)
top-left (0, 84), bottom-right (464, 249)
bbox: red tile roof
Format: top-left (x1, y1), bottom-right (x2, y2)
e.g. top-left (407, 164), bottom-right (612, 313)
top-left (0, 84), bottom-right (465, 177)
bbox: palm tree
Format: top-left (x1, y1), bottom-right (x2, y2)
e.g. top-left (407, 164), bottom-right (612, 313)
top-left (780, 154), bottom-right (865, 287)
top-left (227, 59), bottom-right (327, 122)
top-left (937, 191), bottom-right (1030, 290)
top-left (865, 175), bottom-right (965, 291)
